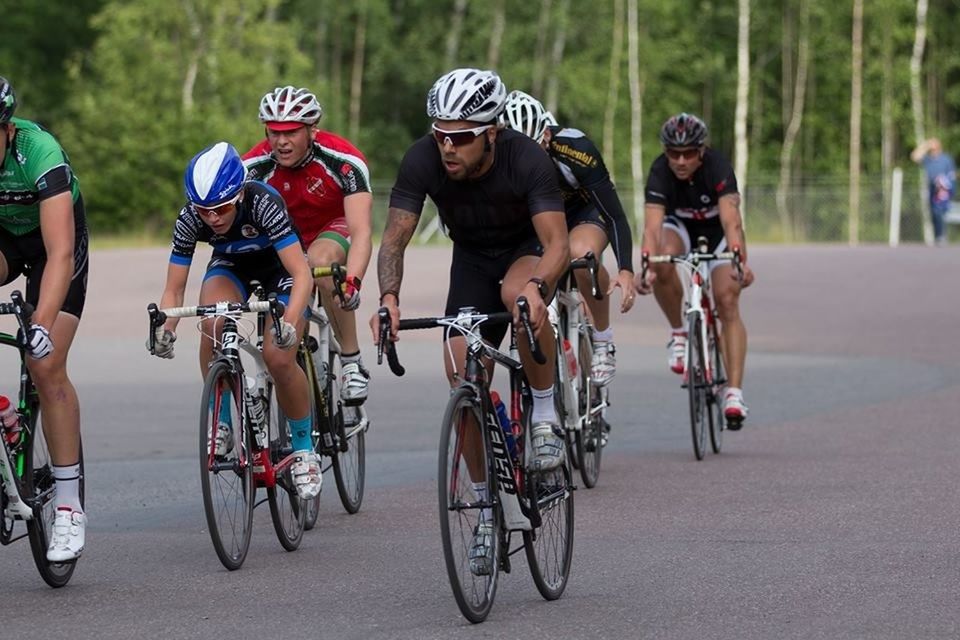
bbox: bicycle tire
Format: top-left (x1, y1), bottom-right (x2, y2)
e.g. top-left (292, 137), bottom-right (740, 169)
top-left (523, 458), bottom-right (575, 600)
top-left (264, 380), bottom-right (305, 551)
top-left (325, 351), bottom-right (365, 514)
top-left (199, 361), bottom-right (254, 570)
top-left (574, 328), bottom-right (602, 488)
top-left (707, 317), bottom-right (725, 454)
top-left (438, 386), bottom-right (500, 623)
top-left (687, 314), bottom-right (708, 461)
top-left (24, 405), bottom-right (84, 588)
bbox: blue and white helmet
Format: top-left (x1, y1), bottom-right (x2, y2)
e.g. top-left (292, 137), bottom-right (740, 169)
top-left (184, 142), bottom-right (247, 207)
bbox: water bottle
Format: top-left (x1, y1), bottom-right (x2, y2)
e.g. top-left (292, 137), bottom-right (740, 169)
top-left (244, 376), bottom-right (267, 448)
top-left (562, 339), bottom-right (578, 378)
top-left (0, 395), bottom-right (20, 446)
top-left (490, 391), bottom-right (516, 459)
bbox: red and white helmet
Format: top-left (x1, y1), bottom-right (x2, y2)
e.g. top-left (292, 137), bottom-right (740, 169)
top-left (258, 86), bottom-right (322, 130)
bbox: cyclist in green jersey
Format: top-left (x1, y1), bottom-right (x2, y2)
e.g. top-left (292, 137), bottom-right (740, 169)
top-left (0, 78), bottom-right (88, 561)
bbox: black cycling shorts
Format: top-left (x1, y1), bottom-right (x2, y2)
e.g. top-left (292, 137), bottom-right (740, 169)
top-left (0, 199), bottom-right (90, 319)
top-left (444, 237), bottom-right (543, 347)
top-left (662, 215), bottom-right (728, 273)
top-left (566, 204), bottom-right (606, 233)
top-left (203, 252), bottom-right (294, 304)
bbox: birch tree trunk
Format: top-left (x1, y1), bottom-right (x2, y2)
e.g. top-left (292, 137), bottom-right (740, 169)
top-left (776, 0), bottom-right (810, 242)
top-left (910, 0), bottom-right (930, 244)
top-left (602, 0), bottom-right (624, 164)
top-left (487, 0), bottom-right (506, 69)
top-left (532, 0), bottom-right (553, 97)
top-left (881, 4), bottom-right (894, 216)
top-left (627, 0), bottom-right (644, 232)
top-left (544, 0), bottom-right (570, 114)
top-left (782, 2), bottom-right (794, 129)
top-left (181, 0), bottom-right (203, 114)
top-left (734, 0), bottom-right (750, 219)
top-left (331, 8), bottom-right (344, 125)
top-left (348, 1), bottom-right (368, 142)
top-left (848, 0), bottom-right (863, 246)
top-left (444, 0), bottom-right (468, 71)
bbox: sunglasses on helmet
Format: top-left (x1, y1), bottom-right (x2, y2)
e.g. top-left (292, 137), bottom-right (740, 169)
top-left (431, 124), bottom-right (493, 147)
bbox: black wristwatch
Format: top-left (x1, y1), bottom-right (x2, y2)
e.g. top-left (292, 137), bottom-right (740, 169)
top-left (527, 277), bottom-right (549, 300)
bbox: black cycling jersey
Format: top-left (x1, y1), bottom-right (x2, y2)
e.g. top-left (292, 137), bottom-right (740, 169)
top-left (644, 147), bottom-right (739, 237)
top-left (546, 125), bottom-right (634, 272)
top-left (169, 180), bottom-right (300, 266)
top-left (389, 128), bottom-right (563, 256)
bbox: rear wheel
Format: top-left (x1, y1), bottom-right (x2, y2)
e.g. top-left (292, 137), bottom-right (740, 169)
top-left (574, 329), bottom-right (601, 488)
top-left (687, 314), bottom-right (708, 461)
top-left (265, 380), bottom-right (305, 551)
top-left (326, 352), bottom-right (365, 514)
top-left (199, 361), bottom-right (254, 570)
top-left (523, 460), bottom-right (574, 600)
top-left (438, 386), bottom-right (500, 623)
top-left (707, 315), bottom-right (725, 454)
top-left (24, 402), bottom-right (84, 588)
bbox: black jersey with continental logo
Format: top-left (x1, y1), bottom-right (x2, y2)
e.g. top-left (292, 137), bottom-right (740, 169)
top-left (169, 180), bottom-right (299, 266)
top-left (546, 126), bottom-right (634, 272)
top-left (645, 148), bottom-right (738, 232)
top-left (389, 128), bottom-right (563, 256)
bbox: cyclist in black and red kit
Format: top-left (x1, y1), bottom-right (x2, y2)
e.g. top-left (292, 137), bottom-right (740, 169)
top-left (502, 90), bottom-right (635, 387)
top-left (635, 113), bottom-right (755, 429)
top-left (371, 68), bottom-right (569, 571)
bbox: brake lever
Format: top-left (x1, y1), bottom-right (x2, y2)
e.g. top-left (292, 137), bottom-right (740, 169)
top-left (516, 296), bottom-right (546, 365)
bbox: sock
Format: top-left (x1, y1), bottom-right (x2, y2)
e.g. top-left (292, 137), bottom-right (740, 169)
top-left (530, 385), bottom-right (557, 425)
top-left (53, 463), bottom-right (82, 512)
top-left (288, 415), bottom-right (313, 453)
top-left (592, 327), bottom-right (614, 342)
top-left (671, 326), bottom-right (686, 335)
top-left (726, 387), bottom-right (743, 398)
top-left (472, 482), bottom-right (491, 523)
top-left (341, 350), bottom-right (362, 366)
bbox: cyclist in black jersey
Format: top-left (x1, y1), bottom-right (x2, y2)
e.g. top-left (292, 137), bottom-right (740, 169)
top-left (502, 90), bottom-right (635, 387)
top-left (635, 113), bottom-right (755, 429)
top-left (0, 77), bottom-right (89, 561)
top-left (149, 142), bottom-right (322, 499)
top-left (372, 68), bottom-right (569, 473)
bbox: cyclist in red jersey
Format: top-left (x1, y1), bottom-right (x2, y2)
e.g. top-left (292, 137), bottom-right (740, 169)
top-left (244, 86), bottom-right (373, 406)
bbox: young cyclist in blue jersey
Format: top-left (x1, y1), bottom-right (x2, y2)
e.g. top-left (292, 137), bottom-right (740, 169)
top-left (149, 142), bottom-right (321, 498)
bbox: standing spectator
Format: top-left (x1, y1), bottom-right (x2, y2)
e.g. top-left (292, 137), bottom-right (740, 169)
top-left (910, 137), bottom-right (956, 246)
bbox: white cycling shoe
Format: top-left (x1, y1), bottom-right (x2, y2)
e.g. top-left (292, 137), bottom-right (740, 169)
top-left (469, 521), bottom-right (495, 576)
top-left (291, 451), bottom-right (322, 499)
top-left (591, 341), bottom-right (616, 386)
top-left (530, 422), bottom-right (565, 472)
top-left (340, 362), bottom-right (370, 406)
top-left (210, 421), bottom-right (233, 457)
top-left (46, 507), bottom-right (85, 562)
top-left (667, 332), bottom-right (687, 375)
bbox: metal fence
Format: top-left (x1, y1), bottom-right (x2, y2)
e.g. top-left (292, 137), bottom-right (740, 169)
top-left (369, 170), bottom-right (940, 245)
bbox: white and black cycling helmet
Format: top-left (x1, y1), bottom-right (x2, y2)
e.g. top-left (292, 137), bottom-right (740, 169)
top-left (258, 86), bottom-right (323, 130)
top-left (542, 110), bottom-right (558, 127)
top-left (0, 77), bottom-right (16, 125)
top-left (502, 90), bottom-right (549, 143)
top-left (659, 113), bottom-right (708, 148)
top-left (426, 68), bottom-right (507, 124)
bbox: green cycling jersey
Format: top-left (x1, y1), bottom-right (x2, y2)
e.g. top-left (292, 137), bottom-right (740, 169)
top-left (0, 117), bottom-right (80, 236)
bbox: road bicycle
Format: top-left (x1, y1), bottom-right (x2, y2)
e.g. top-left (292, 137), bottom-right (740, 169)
top-left (376, 298), bottom-right (574, 623)
top-left (549, 252), bottom-right (609, 488)
top-left (147, 294), bottom-right (306, 569)
top-left (642, 236), bottom-right (742, 460)
top-left (0, 290), bottom-right (84, 587)
top-left (296, 264), bottom-right (368, 527)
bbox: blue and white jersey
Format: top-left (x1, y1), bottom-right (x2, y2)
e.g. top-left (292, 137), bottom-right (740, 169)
top-left (169, 180), bottom-right (300, 266)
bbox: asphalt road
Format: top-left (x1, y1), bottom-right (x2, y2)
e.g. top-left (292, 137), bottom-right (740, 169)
top-left (0, 244), bottom-right (958, 639)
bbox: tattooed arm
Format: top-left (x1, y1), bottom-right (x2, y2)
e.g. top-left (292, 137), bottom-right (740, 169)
top-left (372, 207), bottom-right (420, 342)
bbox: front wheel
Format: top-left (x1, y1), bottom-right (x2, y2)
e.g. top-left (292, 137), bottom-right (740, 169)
top-left (24, 404), bottom-right (84, 588)
top-left (687, 314), bottom-right (708, 461)
top-left (574, 330), bottom-right (602, 488)
top-left (265, 380), bottom-right (305, 551)
top-left (326, 352), bottom-right (366, 514)
top-left (523, 460), bottom-right (575, 600)
top-left (707, 316), bottom-right (725, 455)
top-left (199, 361), bottom-right (254, 570)
top-left (438, 386), bottom-right (500, 623)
